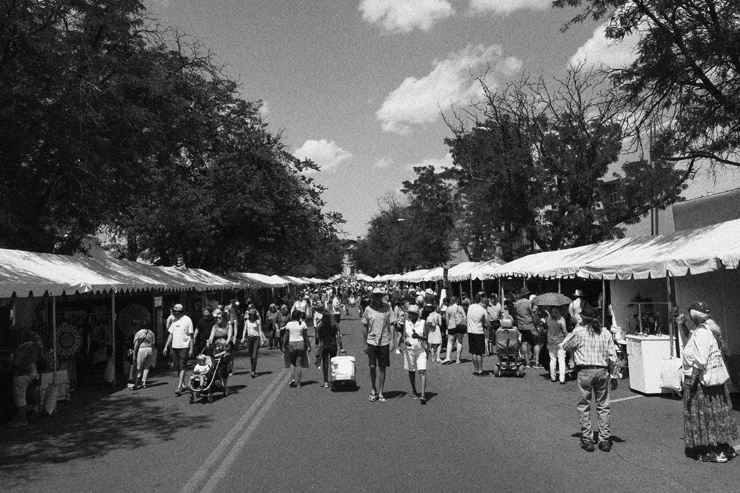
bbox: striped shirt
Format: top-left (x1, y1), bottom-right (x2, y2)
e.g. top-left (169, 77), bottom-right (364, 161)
top-left (562, 323), bottom-right (617, 375)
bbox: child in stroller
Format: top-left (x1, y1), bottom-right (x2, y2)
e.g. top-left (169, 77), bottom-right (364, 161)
top-left (189, 341), bottom-right (230, 403)
top-left (189, 354), bottom-right (212, 390)
top-left (493, 316), bottom-right (524, 377)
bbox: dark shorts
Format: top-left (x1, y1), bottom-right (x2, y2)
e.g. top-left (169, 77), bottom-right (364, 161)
top-left (366, 344), bottom-right (390, 369)
top-left (468, 333), bottom-right (485, 355)
top-left (333, 313), bottom-right (341, 324)
top-left (171, 348), bottom-right (189, 371)
top-left (520, 329), bottom-right (539, 346)
top-left (448, 324), bottom-right (467, 335)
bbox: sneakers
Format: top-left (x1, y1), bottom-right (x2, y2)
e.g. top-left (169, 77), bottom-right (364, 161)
top-left (581, 440), bottom-right (595, 452)
top-left (598, 441), bottom-right (612, 452)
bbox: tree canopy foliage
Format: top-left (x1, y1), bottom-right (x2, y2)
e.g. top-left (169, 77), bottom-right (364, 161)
top-left (354, 182), bottom-right (455, 277)
top-left (0, 0), bottom-right (343, 276)
top-left (554, 0), bottom-right (740, 167)
top-left (443, 65), bottom-right (689, 261)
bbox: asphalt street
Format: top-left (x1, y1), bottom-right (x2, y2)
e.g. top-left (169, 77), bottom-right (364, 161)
top-left (2, 310), bottom-right (740, 493)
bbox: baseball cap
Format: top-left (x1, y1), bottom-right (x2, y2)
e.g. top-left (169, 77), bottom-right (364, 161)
top-left (173, 303), bottom-right (184, 312)
top-left (688, 301), bottom-right (710, 314)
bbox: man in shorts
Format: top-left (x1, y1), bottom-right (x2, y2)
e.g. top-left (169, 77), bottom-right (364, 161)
top-left (514, 287), bottom-right (540, 368)
top-left (361, 287), bottom-right (397, 403)
top-left (467, 292), bottom-right (490, 376)
top-left (163, 303), bottom-right (194, 395)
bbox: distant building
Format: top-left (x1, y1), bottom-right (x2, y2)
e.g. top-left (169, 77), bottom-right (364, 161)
top-left (340, 239), bottom-right (357, 277)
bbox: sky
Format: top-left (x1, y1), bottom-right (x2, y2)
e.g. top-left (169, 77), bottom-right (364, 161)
top-left (144, 0), bottom-right (740, 240)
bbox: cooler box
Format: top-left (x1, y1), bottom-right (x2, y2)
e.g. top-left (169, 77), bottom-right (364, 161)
top-left (330, 355), bottom-right (356, 391)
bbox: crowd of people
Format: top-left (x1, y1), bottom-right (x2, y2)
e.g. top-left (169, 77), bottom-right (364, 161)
top-left (9, 279), bottom-right (737, 464)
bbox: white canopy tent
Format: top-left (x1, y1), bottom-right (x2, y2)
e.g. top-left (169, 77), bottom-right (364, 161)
top-left (446, 261), bottom-right (479, 282)
top-left (577, 220), bottom-right (740, 280)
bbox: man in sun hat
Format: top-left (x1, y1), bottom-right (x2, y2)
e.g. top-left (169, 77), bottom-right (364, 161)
top-left (562, 304), bottom-right (618, 453)
top-left (163, 303), bottom-right (194, 395)
top-left (361, 287), bottom-right (397, 403)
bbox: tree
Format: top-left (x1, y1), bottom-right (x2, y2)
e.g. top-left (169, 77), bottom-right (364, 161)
top-left (554, 0), bottom-right (740, 168)
top-left (401, 166), bottom-right (456, 268)
top-left (354, 193), bottom-right (410, 276)
top-left (0, 0), bottom-right (345, 275)
top-left (444, 65), bottom-right (690, 261)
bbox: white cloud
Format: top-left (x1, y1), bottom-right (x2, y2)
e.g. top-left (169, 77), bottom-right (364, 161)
top-left (468, 0), bottom-right (551, 15)
top-left (406, 152), bottom-right (454, 172)
top-left (377, 44), bottom-right (522, 134)
top-left (294, 139), bottom-right (353, 173)
top-left (360, 0), bottom-right (454, 33)
top-left (374, 157), bottom-right (394, 168)
top-left (258, 101), bottom-right (269, 118)
top-left (570, 23), bottom-right (640, 70)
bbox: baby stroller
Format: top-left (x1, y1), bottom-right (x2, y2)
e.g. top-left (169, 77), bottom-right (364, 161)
top-left (190, 345), bottom-right (230, 404)
top-left (494, 319), bottom-right (524, 378)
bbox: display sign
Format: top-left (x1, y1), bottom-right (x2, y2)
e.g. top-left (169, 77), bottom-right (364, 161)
top-left (154, 296), bottom-right (163, 307)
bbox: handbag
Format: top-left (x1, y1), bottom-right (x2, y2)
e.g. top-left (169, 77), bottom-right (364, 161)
top-left (659, 357), bottom-right (682, 392)
top-left (701, 348), bottom-right (730, 387)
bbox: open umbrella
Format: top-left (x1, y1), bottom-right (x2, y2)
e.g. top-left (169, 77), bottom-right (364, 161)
top-left (531, 292), bottom-right (572, 307)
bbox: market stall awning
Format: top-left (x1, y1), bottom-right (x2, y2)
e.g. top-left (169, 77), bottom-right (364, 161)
top-left (281, 275), bottom-right (310, 285)
top-left (420, 267), bottom-right (445, 282)
top-left (399, 269), bottom-right (430, 283)
top-left (483, 238), bottom-right (637, 280)
top-left (577, 219), bottom-right (740, 280)
top-left (231, 272), bottom-right (288, 288)
top-left (446, 261), bottom-right (480, 282)
top-left (471, 259), bottom-right (503, 280)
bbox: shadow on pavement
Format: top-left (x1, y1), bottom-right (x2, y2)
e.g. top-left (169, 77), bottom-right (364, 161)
top-left (0, 392), bottom-right (213, 487)
top-left (382, 390), bottom-right (407, 399)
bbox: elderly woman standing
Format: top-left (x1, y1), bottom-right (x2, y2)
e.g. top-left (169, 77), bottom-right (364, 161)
top-left (678, 301), bottom-right (738, 463)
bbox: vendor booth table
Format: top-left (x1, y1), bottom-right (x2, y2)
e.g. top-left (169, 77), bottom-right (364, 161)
top-left (626, 335), bottom-right (671, 394)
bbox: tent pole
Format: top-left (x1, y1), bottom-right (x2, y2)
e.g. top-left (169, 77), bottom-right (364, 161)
top-left (602, 279), bottom-right (606, 328)
top-left (666, 274), bottom-right (675, 357)
top-left (469, 277), bottom-right (473, 298)
top-left (558, 278), bottom-right (561, 294)
top-left (52, 296), bottom-right (57, 385)
top-left (111, 292), bottom-right (116, 389)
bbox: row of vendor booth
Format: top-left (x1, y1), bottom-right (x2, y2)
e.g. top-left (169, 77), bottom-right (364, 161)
top-left (0, 249), bottom-right (338, 421)
top-left (371, 219), bottom-right (740, 395)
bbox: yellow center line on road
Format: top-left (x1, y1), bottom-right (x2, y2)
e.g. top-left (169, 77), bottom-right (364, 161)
top-left (181, 368), bottom-right (290, 493)
top-left (611, 395), bottom-right (644, 404)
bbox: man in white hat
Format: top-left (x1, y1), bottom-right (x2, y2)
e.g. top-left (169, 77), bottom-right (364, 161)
top-left (163, 303), bottom-right (194, 395)
top-left (361, 287), bottom-right (397, 402)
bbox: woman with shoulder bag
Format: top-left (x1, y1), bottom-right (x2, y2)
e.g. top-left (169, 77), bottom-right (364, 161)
top-left (678, 301), bottom-right (738, 463)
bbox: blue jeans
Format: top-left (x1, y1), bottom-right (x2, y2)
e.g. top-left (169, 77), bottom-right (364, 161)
top-left (576, 368), bottom-right (611, 442)
top-left (245, 336), bottom-right (260, 373)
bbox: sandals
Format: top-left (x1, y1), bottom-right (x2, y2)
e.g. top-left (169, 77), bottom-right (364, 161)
top-left (369, 392), bottom-right (378, 402)
top-left (378, 396), bottom-right (387, 403)
top-left (697, 452), bottom-right (728, 463)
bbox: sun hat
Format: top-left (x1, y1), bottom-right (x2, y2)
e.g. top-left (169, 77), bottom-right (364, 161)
top-left (407, 305), bottom-right (420, 314)
top-left (371, 287), bottom-right (385, 295)
top-left (519, 287), bottom-right (530, 297)
top-left (425, 288), bottom-right (434, 295)
top-left (580, 304), bottom-right (599, 321)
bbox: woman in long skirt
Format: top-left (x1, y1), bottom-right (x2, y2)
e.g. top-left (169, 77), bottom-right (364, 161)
top-left (678, 301), bottom-right (738, 463)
